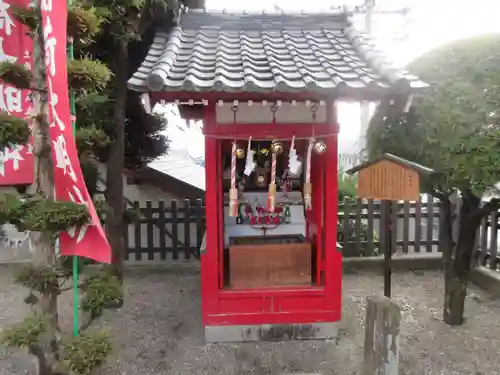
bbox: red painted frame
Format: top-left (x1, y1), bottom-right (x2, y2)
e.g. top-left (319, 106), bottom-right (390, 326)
top-left (205, 122), bottom-right (335, 140)
top-left (201, 100), bottom-right (341, 327)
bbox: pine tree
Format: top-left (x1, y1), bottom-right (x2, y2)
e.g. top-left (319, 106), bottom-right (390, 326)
top-left (78, 23), bottom-right (170, 169)
top-left (0, 3), bottom-right (122, 374)
top-left (76, 0), bottom-right (205, 279)
top-left (79, 0), bottom-right (181, 279)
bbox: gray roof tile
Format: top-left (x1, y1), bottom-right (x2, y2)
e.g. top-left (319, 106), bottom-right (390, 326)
top-left (128, 9), bottom-right (427, 98)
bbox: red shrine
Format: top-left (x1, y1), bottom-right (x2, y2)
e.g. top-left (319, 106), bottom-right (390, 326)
top-left (129, 8), bottom-right (425, 342)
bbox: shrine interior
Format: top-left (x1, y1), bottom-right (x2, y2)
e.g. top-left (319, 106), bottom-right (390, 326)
top-left (221, 138), bottom-right (327, 290)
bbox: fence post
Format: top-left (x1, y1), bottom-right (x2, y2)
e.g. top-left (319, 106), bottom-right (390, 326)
top-left (183, 199), bottom-right (191, 259)
top-left (158, 200), bottom-right (166, 260)
top-left (123, 200), bottom-right (129, 261)
top-left (171, 200), bottom-right (179, 259)
top-left (425, 195), bottom-right (434, 252)
top-left (477, 216), bottom-right (488, 266)
top-left (366, 199), bottom-right (375, 255)
top-left (362, 295), bottom-right (401, 375)
top-left (146, 200), bottom-right (154, 260)
top-left (488, 210), bottom-right (498, 270)
top-left (414, 198), bottom-right (422, 252)
top-left (133, 201), bottom-right (142, 261)
top-left (195, 199), bottom-right (205, 259)
top-left (342, 198), bottom-right (351, 254)
top-left (381, 200), bottom-right (393, 297)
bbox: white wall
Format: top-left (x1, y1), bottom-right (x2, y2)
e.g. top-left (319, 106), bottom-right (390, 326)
top-left (97, 163), bottom-right (203, 260)
top-left (122, 177), bottom-right (202, 260)
top-left (126, 174), bottom-right (179, 204)
top-left (97, 163), bottom-right (181, 204)
top-left (0, 186), bottom-right (32, 262)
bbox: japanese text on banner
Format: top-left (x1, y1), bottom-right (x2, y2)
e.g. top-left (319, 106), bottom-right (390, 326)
top-left (41, 0), bottom-right (110, 263)
top-left (0, 0), bottom-right (34, 185)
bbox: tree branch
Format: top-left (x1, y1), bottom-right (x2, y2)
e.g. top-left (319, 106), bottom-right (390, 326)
top-left (431, 189), bottom-right (448, 201)
top-left (79, 312), bottom-right (96, 332)
top-left (461, 187), bottom-right (476, 200)
top-left (59, 284), bottom-right (85, 293)
top-left (468, 198), bottom-right (500, 221)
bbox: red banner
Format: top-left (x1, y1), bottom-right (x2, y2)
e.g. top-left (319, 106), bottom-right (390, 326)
top-left (0, 0), bottom-right (34, 185)
top-left (41, 0), bottom-right (111, 263)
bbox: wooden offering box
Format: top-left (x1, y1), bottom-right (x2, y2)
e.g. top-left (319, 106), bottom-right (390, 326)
top-left (229, 234), bottom-right (311, 289)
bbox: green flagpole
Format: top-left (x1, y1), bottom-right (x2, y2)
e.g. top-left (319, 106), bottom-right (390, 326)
top-left (67, 0), bottom-right (79, 337)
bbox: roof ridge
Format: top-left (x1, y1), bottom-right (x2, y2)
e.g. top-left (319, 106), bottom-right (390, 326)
top-left (342, 26), bottom-right (413, 91)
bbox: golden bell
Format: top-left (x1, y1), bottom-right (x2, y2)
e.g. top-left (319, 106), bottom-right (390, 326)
top-left (260, 147), bottom-right (269, 155)
top-left (270, 140), bottom-right (283, 154)
top-left (313, 140), bottom-right (327, 154)
top-left (235, 145), bottom-right (245, 159)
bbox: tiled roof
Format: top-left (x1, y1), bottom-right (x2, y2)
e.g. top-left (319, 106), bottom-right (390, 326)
top-left (128, 9), bottom-right (427, 98)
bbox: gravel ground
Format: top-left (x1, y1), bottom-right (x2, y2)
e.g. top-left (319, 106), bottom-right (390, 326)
top-left (1, 264), bottom-right (500, 375)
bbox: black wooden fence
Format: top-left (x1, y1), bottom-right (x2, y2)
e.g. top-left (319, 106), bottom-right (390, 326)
top-left (475, 210), bottom-right (500, 271)
top-left (338, 198), bottom-right (440, 257)
top-left (124, 199), bottom-right (205, 261)
top-left (124, 197), bottom-right (500, 271)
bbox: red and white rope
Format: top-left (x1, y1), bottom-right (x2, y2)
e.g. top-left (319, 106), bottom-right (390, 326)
top-left (271, 151), bottom-right (277, 184)
top-left (231, 141), bottom-right (236, 190)
top-left (306, 138), bottom-right (313, 183)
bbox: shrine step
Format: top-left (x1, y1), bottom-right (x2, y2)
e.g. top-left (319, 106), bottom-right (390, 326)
top-left (205, 322), bottom-right (339, 343)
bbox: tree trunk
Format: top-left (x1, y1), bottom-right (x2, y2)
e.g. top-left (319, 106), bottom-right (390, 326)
top-left (28, 6), bottom-right (58, 373)
top-left (443, 195), bottom-right (480, 326)
top-left (443, 267), bottom-right (468, 325)
top-left (438, 197), bottom-right (452, 271)
top-left (105, 39), bottom-right (128, 281)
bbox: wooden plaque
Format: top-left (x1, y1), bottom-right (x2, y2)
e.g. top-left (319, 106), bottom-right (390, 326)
top-left (228, 235), bottom-right (311, 288)
top-left (357, 160), bottom-right (420, 201)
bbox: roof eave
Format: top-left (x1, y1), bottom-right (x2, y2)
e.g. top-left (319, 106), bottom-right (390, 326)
top-left (131, 83), bottom-right (428, 103)
top-left (346, 153), bottom-right (434, 176)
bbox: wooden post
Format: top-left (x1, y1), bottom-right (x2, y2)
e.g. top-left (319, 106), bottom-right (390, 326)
top-left (345, 154), bottom-right (434, 297)
top-left (383, 200), bottom-right (392, 298)
top-left (362, 295), bottom-right (401, 375)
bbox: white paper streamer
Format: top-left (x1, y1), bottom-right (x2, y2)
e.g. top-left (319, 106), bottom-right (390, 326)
top-left (288, 135), bottom-right (302, 176)
top-left (244, 136), bottom-right (256, 176)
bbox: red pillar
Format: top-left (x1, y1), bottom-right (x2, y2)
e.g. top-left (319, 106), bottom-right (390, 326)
top-left (310, 150), bottom-right (325, 285)
top-left (201, 104), bottom-right (219, 323)
top-left (324, 101), bottom-right (341, 318)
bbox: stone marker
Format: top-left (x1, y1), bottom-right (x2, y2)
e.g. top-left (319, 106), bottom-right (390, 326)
top-left (362, 295), bottom-right (401, 375)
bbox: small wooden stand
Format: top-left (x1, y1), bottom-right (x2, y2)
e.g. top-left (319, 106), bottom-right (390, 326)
top-left (347, 153), bottom-right (434, 298)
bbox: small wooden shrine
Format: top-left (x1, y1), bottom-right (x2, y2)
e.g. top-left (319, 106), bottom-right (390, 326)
top-left (347, 153), bottom-right (434, 202)
top-left (128, 8), bottom-right (426, 342)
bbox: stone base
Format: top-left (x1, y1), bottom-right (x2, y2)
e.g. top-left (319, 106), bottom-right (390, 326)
top-left (205, 322), bottom-right (339, 343)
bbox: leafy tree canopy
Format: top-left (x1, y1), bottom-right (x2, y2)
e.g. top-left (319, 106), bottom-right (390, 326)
top-left (73, 5), bottom-right (171, 170)
top-left (367, 34), bottom-right (500, 198)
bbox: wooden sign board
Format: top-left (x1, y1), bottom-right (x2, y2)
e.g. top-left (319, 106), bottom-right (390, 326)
top-left (357, 160), bottom-right (420, 201)
top-left (346, 153), bottom-right (433, 202)
top-left (346, 153), bottom-right (432, 299)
